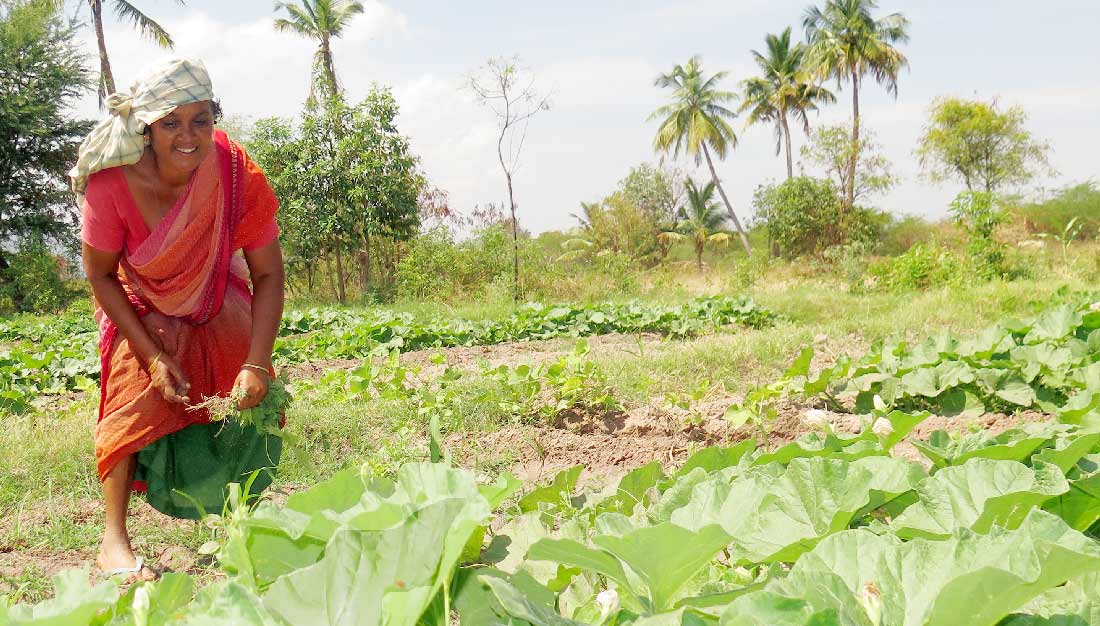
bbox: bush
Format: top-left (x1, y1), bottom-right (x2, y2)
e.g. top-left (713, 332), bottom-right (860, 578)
top-left (753, 176), bottom-right (886, 258)
top-left (0, 238), bottom-right (75, 313)
top-left (1012, 181), bottom-right (1100, 239)
top-left (950, 191), bottom-right (1008, 279)
top-left (878, 215), bottom-right (944, 255)
top-left (868, 242), bottom-right (965, 291)
top-left (395, 226), bottom-right (461, 300)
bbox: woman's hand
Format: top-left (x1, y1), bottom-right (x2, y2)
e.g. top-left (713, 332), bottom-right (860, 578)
top-left (234, 368), bottom-right (269, 410)
top-left (149, 353), bottom-right (191, 404)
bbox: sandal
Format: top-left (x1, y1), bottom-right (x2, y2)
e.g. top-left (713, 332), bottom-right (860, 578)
top-left (98, 555), bottom-right (158, 581)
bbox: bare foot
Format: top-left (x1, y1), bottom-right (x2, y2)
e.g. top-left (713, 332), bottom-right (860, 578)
top-left (96, 534), bottom-right (157, 582)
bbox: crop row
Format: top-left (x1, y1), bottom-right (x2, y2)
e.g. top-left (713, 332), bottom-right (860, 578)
top-left (273, 296), bottom-right (777, 363)
top-left (4, 405), bottom-right (1099, 625)
top-left (0, 296), bottom-right (773, 414)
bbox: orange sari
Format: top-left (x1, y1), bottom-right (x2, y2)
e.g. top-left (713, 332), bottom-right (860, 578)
top-left (91, 130), bottom-right (279, 498)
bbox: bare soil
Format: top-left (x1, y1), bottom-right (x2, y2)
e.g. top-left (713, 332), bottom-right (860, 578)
top-left (449, 395), bottom-right (1052, 484)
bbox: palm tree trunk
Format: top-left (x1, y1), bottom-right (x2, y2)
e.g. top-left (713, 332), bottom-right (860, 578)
top-left (695, 241), bottom-right (703, 271)
top-left (701, 143), bottom-right (752, 254)
top-left (91, 1), bottom-right (116, 99)
top-left (322, 37), bottom-right (339, 100)
top-left (847, 67), bottom-right (860, 211)
top-left (781, 113), bottom-right (794, 180)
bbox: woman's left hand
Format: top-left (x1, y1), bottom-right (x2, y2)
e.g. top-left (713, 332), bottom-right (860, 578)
top-left (234, 367), bottom-right (269, 409)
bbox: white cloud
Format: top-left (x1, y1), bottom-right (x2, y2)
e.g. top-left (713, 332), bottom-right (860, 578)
top-left (71, 4), bottom-right (1100, 233)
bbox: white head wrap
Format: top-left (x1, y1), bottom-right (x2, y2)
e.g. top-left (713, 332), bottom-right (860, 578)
top-left (69, 57), bottom-right (215, 194)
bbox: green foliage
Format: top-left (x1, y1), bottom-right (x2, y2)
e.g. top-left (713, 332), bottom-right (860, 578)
top-left (917, 96), bottom-right (1053, 194)
top-left (247, 89), bottom-right (423, 300)
top-left (753, 176), bottom-right (885, 259)
top-left (5, 418), bottom-right (1100, 624)
top-left (396, 226), bottom-right (460, 299)
top-left (275, 296), bottom-right (777, 364)
top-left (616, 163), bottom-right (680, 228)
top-left (738, 27), bottom-right (834, 177)
top-left (0, 237), bottom-right (76, 313)
top-left (950, 191), bottom-right (1009, 279)
top-left (786, 297), bottom-right (1100, 428)
top-left (569, 192), bottom-right (667, 265)
top-left (1013, 181), bottom-right (1100, 240)
top-left (273, 0), bottom-right (365, 100)
top-left (799, 124), bottom-right (896, 207)
top-left (664, 179), bottom-right (732, 270)
top-left (0, 0), bottom-right (92, 264)
top-left (868, 241), bottom-right (964, 291)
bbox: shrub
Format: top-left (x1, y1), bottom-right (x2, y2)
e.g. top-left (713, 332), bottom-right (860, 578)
top-left (395, 226), bottom-right (461, 300)
top-left (868, 242), bottom-right (965, 291)
top-left (0, 238), bottom-right (75, 313)
top-left (754, 176), bottom-right (887, 258)
top-left (949, 191), bottom-right (1008, 279)
top-left (1012, 181), bottom-right (1100, 239)
top-left (878, 215), bottom-right (943, 255)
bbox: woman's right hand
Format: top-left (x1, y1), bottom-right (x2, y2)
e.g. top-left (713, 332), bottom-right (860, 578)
top-left (149, 352), bottom-right (191, 404)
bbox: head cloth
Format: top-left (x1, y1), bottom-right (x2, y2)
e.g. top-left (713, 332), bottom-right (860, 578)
top-left (69, 57), bottom-right (215, 194)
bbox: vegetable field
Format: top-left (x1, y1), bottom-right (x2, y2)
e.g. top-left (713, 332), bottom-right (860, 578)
top-left (4, 286), bottom-right (1100, 625)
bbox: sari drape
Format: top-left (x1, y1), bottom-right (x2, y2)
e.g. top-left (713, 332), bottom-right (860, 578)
top-left (88, 130), bottom-right (281, 519)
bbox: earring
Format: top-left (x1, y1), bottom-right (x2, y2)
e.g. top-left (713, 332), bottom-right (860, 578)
top-left (143, 135), bottom-right (151, 147)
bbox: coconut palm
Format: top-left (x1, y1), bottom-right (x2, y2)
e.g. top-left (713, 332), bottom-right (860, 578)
top-left (803, 0), bottom-right (909, 208)
top-left (740, 27), bottom-right (835, 179)
top-left (87, 0), bottom-right (186, 101)
top-left (649, 55), bottom-right (750, 254)
top-left (663, 179), bottom-right (731, 271)
top-left (274, 0), bottom-right (365, 100)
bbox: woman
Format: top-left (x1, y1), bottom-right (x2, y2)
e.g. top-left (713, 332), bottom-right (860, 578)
top-left (70, 57), bottom-right (285, 580)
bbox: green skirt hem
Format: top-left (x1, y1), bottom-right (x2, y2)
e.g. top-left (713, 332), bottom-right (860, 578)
top-left (134, 420), bottom-right (282, 520)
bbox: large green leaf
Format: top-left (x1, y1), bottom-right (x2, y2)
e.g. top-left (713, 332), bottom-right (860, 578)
top-left (911, 424), bottom-right (1066, 469)
top-left (675, 441), bottom-right (755, 478)
top-left (892, 459), bottom-right (1069, 539)
top-left (1042, 456), bottom-right (1100, 531)
top-left (222, 462), bottom-right (487, 589)
top-left (593, 523), bottom-right (731, 613)
top-left (900, 361), bottom-right (974, 398)
top-left (737, 510), bottom-right (1100, 626)
top-left (1002, 573), bottom-right (1100, 625)
top-left (179, 580), bottom-right (284, 626)
top-left (1, 569), bottom-right (118, 625)
top-left (1033, 433), bottom-right (1100, 474)
top-left (519, 465), bottom-right (584, 513)
top-left (481, 577), bottom-right (584, 626)
top-left (263, 495), bottom-right (488, 626)
top-left (671, 457), bottom-right (923, 564)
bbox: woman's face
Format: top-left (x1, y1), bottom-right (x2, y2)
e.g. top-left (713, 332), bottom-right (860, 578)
top-left (147, 100), bottom-right (215, 177)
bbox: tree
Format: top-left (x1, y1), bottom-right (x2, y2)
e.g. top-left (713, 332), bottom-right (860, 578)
top-left (803, 0), bottom-right (909, 209)
top-left (247, 89), bottom-right (424, 302)
top-left (85, 0), bottom-right (185, 100)
top-left (274, 0), bottom-right (364, 101)
top-left (753, 176), bottom-right (844, 257)
top-left (0, 0), bottom-right (92, 274)
top-left (467, 56), bottom-right (551, 303)
top-left (663, 179), bottom-right (731, 271)
top-left (616, 162), bottom-right (682, 228)
top-left (650, 55), bottom-right (751, 254)
top-left (800, 123), bottom-right (895, 206)
top-left (916, 97), bottom-right (1053, 194)
top-left (739, 27), bottom-right (835, 179)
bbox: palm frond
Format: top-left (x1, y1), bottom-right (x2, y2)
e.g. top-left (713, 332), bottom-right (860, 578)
top-left (112, 0), bottom-right (174, 48)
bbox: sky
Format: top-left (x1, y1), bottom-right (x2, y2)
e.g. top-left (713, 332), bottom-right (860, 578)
top-left (70, 0), bottom-right (1100, 234)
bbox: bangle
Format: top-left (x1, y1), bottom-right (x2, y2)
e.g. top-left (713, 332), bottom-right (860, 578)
top-left (148, 350), bottom-right (164, 370)
top-left (241, 362), bottom-right (271, 377)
